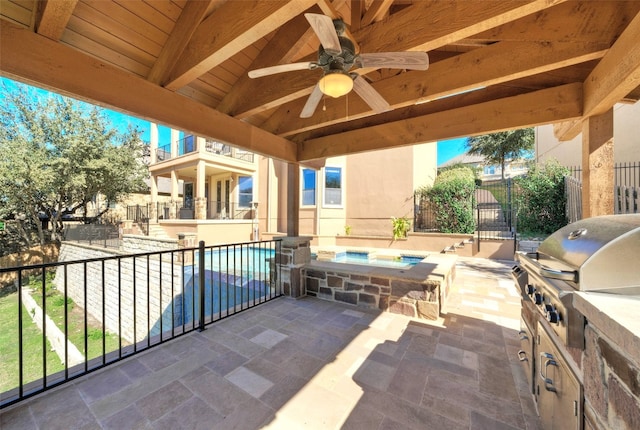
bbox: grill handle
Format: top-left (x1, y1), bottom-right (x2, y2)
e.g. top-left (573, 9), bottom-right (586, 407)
top-left (539, 266), bottom-right (577, 282)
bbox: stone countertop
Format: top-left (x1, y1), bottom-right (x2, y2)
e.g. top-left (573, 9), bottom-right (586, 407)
top-left (307, 253), bottom-right (457, 282)
top-left (573, 292), bottom-right (640, 364)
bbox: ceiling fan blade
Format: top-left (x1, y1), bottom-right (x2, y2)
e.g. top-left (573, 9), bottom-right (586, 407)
top-left (248, 62), bottom-right (314, 78)
top-left (352, 76), bottom-right (390, 114)
top-left (358, 52), bottom-right (429, 70)
top-left (300, 84), bottom-right (324, 118)
top-left (304, 13), bottom-right (341, 55)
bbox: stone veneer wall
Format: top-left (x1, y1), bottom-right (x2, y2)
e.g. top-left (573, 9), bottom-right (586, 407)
top-left (583, 322), bottom-right (640, 430)
top-left (304, 267), bottom-right (441, 320)
top-left (54, 237), bottom-right (186, 344)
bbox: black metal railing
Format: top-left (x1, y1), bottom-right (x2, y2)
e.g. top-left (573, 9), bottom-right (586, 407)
top-left (208, 201), bottom-right (252, 220)
top-left (205, 140), bottom-right (254, 163)
top-left (126, 205), bottom-right (149, 235)
top-left (0, 239), bottom-right (282, 409)
top-left (63, 224), bottom-right (120, 249)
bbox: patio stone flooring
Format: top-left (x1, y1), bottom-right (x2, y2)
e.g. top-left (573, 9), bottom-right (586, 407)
top-left (0, 257), bottom-right (541, 429)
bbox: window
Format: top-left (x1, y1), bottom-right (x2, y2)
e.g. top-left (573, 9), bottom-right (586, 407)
top-left (302, 168), bottom-right (316, 206)
top-left (324, 167), bottom-right (342, 206)
top-left (238, 176), bottom-right (253, 208)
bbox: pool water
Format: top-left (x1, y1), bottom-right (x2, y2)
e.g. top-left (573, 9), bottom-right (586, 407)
top-left (316, 251), bottom-right (423, 268)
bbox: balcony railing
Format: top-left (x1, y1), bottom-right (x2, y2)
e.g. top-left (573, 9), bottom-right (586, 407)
top-left (0, 240), bottom-right (282, 409)
top-left (130, 202), bottom-right (253, 223)
top-left (205, 140), bottom-right (254, 163)
top-left (153, 139), bottom-right (254, 163)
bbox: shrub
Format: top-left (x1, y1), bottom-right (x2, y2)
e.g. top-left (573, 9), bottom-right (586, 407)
top-left (422, 167), bottom-right (476, 233)
top-left (391, 217), bottom-right (411, 239)
top-left (515, 160), bottom-right (569, 234)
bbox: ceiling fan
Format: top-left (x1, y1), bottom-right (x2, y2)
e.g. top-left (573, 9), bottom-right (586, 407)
top-left (247, 13), bottom-right (429, 118)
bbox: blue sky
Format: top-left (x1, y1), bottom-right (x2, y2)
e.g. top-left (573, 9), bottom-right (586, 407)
top-left (437, 138), bottom-right (468, 166)
top-left (2, 77), bottom-right (467, 163)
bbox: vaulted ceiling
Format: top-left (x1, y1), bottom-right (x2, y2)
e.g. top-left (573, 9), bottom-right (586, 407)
top-left (1, 0), bottom-right (639, 167)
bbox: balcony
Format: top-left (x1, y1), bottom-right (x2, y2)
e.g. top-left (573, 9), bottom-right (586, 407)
top-left (0, 257), bottom-right (539, 429)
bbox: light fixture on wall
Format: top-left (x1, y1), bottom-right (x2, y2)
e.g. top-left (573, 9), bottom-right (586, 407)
top-left (318, 70), bottom-right (353, 98)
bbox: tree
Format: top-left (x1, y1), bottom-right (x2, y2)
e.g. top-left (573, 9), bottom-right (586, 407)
top-left (466, 128), bottom-right (534, 180)
top-left (0, 81), bottom-right (148, 244)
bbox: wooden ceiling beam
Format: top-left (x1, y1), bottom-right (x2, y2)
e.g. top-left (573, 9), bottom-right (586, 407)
top-left (147, 0), bottom-right (212, 85)
top-left (36, 0), bottom-right (78, 40)
top-left (298, 83), bottom-right (583, 161)
top-left (264, 40), bottom-right (606, 136)
top-left (583, 10), bottom-right (640, 117)
top-left (0, 20), bottom-right (297, 163)
top-left (354, 0), bottom-right (566, 53)
top-left (163, 0), bottom-right (316, 90)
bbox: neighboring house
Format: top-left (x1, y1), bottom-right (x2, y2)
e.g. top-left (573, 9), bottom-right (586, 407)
top-left (438, 152), bottom-right (529, 181)
top-left (145, 124), bottom-right (438, 244)
top-left (535, 102), bottom-right (639, 168)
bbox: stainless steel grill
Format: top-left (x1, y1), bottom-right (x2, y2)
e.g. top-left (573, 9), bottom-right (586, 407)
top-left (512, 214), bottom-right (640, 430)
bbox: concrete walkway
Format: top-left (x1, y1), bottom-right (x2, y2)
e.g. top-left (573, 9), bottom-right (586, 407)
top-left (1, 257), bottom-right (540, 430)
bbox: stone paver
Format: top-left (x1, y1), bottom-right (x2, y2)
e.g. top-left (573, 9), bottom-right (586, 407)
top-left (0, 257), bottom-right (540, 430)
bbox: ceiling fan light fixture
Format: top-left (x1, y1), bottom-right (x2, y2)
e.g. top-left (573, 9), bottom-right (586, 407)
top-left (319, 71), bottom-right (353, 98)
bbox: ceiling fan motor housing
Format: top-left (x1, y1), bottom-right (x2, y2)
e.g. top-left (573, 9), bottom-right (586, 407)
top-left (318, 36), bottom-right (356, 71)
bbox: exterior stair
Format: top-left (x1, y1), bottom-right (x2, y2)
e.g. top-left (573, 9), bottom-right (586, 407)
top-left (146, 223), bottom-right (171, 240)
top-left (441, 238), bottom-right (474, 256)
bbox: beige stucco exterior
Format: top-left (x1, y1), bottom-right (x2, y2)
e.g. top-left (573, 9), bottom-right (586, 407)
top-left (139, 124), bottom-right (438, 245)
top-left (536, 102), bottom-right (640, 166)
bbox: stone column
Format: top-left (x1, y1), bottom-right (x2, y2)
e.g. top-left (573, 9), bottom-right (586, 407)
top-left (177, 233), bottom-right (198, 264)
top-left (170, 170), bottom-right (179, 219)
top-left (195, 160), bottom-right (207, 220)
top-left (582, 109), bottom-right (614, 218)
top-left (277, 236), bottom-right (311, 298)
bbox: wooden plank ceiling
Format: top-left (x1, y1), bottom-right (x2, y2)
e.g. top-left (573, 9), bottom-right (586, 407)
top-left (1, 0), bottom-right (639, 165)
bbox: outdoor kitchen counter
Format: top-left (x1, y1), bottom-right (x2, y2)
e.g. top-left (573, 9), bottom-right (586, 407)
top-left (573, 292), bottom-right (640, 364)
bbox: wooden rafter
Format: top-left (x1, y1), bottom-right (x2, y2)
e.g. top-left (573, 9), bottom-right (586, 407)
top-left (36, 0), bottom-right (77, 40)
top-left (147, 0), bottom-right (212, 85)
top-left (164, 0), bottom-right (317, 90)
top-left (217, 14), bottom-right (315, 116)
top-left (354, 0), bottom-right (566, 53)
top-left (361, 0), bottom-right (394, 26)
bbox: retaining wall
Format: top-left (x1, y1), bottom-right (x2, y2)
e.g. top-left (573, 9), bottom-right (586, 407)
top-left (54, 239), bottom-right (184, 344)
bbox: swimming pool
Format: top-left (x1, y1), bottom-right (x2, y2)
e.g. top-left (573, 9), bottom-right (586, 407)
top-left (177, 245), bottom-right (277, 327)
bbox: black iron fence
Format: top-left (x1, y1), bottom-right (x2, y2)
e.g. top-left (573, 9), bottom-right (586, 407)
top-left (0, 239), bottom-right (282, 409)
top-left (414, 179), bottom-right (516, 243)
top-left (567, 161), bottom-right (640, 188)
top-left (566, 161), bottom-right (639, 220)
top-left (62, 224), bottom-right (120, 249)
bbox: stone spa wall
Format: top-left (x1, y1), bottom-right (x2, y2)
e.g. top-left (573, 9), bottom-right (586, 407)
top-left (276, 237), bottom-right (457, 320)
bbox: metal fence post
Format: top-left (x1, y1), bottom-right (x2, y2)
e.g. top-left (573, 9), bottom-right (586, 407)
top-left (198, 240), bottom-right (206, 331)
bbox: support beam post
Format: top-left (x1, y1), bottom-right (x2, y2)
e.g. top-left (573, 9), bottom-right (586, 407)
top-left (581, 109), bottom-right (614, 218)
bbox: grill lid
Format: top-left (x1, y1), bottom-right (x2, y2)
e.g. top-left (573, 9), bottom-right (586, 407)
top-left (536, 214), bottom-right (640, 291)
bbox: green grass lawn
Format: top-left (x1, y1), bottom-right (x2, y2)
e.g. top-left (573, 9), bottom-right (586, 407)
top-left (1, 272), bottom-right (121, 394)
top-left (0, 291), bottom-right (65, 393)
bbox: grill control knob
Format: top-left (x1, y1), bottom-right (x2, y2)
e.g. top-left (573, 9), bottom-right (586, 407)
top-left (526, 284), bottom-right (535, 295)
top-left (545, 304), bottom-right (561, 324)
top-left (547, 310), bottom-right (560, 324)
top-left (534, 292), bottom-right (543, 305)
